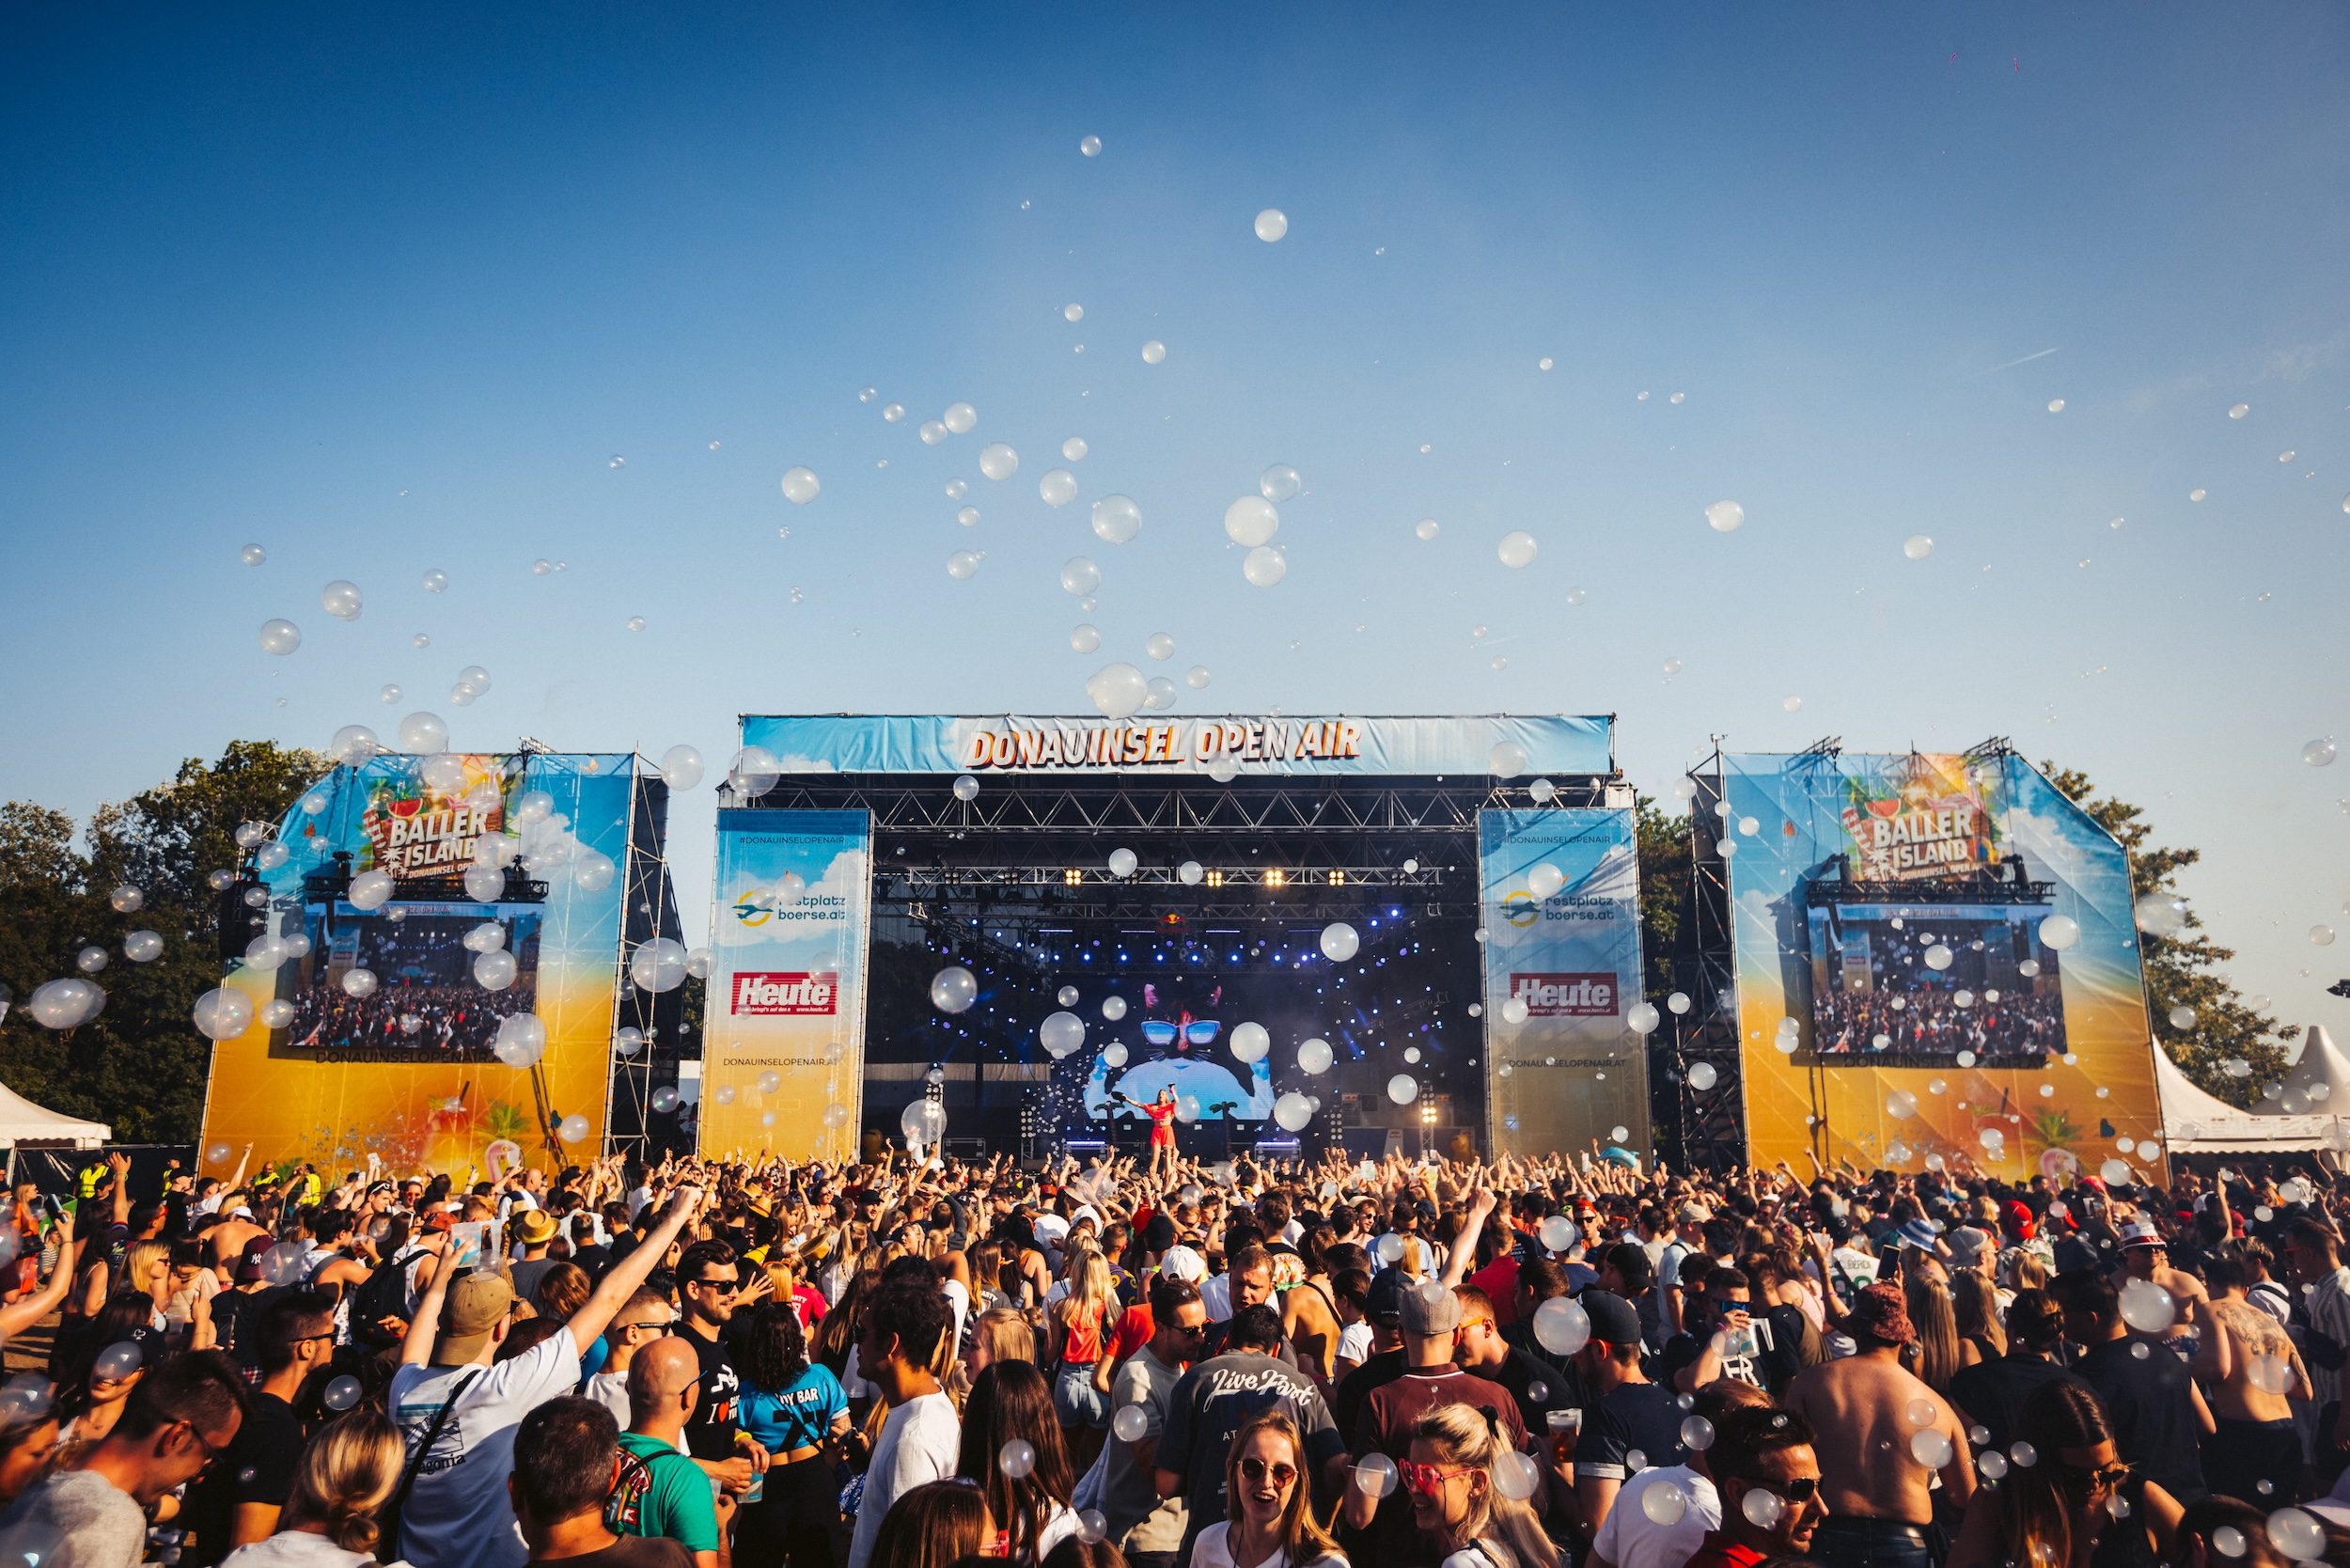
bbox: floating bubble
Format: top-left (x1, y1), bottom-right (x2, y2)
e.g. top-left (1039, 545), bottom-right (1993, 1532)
top-left (1140, 339), bottom-right (1167, 364)
top-left (1924, 943), bottom-right (1953, 970)
top-left (2118, 1278), bottom-right (2175, 1334)
top-left (1041, 1011), bottom-right (1087, 1058)
top-left (2269, 1507), bottom-right (2326, 1560)
top-left (1039, 469), bottom-right (1077, 508)
top-left (2134, 893), bottom-right (2189, 939)
top-left (1272, 1091), bottom-right (1315, 1131)
top-left (557, 1113), bottom-right (591, 1144)
top-left (779, 466), bottom-right (820, 504)
top-left (1225, 495), bottom-right (1280, 547)
top-left (943, 400), bottom-right (978, 435)
top-left (2228, 402), bottom-right (2249, 419)
top-left (630, 937), bottom-right (689, 993)
top-left (1705, 500), bottom-right (1745, 533)
top-left (1538, 1215), bottom-right (1577, 1253)
top-left (259, 619), bottom-right (302, 655)
top-left (2047, 399), bottom-right (2066, 413)
top-left (1144, 633), bottom-right (1175, 662)
top-left (1061, 556), bottom-right (1102, 596)
top-left (397, 711), bottom-right (449, 754)
top-left (1087, 662), bottom-right (1148, 720)
top-left (946, 550), bottom-right (982, 581)
top-left (1107, 847), bottom-right (1138, 879)
top-left (1688, 1061), bottom-right (1718, 1090)
top-left (2304, 738), bottom-right (2337, 767)
top-left (1090, 494), bottom-right (1142, 544)
top-left (1320, 922), bottom-right (1361, 962)
top-left (241, 542), bottom-right (267, 566)
top-left (1242, 545), bottom-right (1286, 587)
top-left (321, 580), bottom-right (364, 621)
top-left (1910, 1429), bottom-right (1954, 1468)
top-left (2313, 924), bottom-right (2337, 947)
top-left (24, 978), bottom-right (100, 1030)
top-left (1903, 535), bottom-right (1934, 560)
top-left (1385, 1074), bottom-right (1418, 1105)
top-left (341, 967), bottom-right (378, 997)
top-left (1296, 1038), bottom-right (1333, 1074)
top-left (1253, 208), bottom-right (1289, 242)
top-left (1177, 859), bottom-right (1206, 886)
top-left (2039, 915), bottom-right (2080, 950)
top-left (1494, 1450), bottom-right (1541, 1501)
top-left (979, 443), bottom-right (1019, 480)
top-left (1497, 530), bottom-right (1538, 569)
top-left (1355, 1452), bottom-right (1398, 1497)
top-left (1532, 1297), bottom-right (1591, 1356)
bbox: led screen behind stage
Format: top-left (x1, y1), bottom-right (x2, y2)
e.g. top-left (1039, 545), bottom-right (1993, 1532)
top-left (279, 901), bottom-right (543, 1062)
top-left (1722, 751), bottom-right (2163, 1180)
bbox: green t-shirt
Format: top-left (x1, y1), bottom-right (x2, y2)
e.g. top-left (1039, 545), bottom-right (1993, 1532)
top-left (608, 1431), bottom-right (719, 1553)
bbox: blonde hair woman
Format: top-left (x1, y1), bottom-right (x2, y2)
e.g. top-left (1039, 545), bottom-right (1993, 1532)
top-left (221, 1409), bottom-right (406, 1566)
top-left (1191, 1408), bottom-right (1347, 1568)
top-left (1904, 1271), bottom-right (1965, 1390)
top-left (1047, 1243), bottom-right (1114, 1471)
top-left (1402, 1402), bottom-right (1559, 1568)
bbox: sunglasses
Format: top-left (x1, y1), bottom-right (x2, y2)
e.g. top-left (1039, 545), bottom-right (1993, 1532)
top-left (1239, 1457), bottom-right (1299, 1486)
top-left (1733, 1477), bottom-right (1819, 1503)
top-left (1400, 1461), bottom-right (1474, 1496)
top-left (1170, 1323), bottom-right (1208, 1340)
top-left (2059, 1461), bottom-right (2132, 1493)
top-left (1139, 1021), bottom-right (1223, 1046)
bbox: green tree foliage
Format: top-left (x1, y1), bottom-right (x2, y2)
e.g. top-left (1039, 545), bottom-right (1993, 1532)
top-left (2039, 760), bottom-right (2294, 1108)
top-left (1634, 794), bottom-right (1691, 1001)
top-left (0, 741), bottom-right (327, 1142)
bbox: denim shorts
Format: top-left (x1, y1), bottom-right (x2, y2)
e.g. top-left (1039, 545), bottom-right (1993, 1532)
top-left (1053, 1361), bottom-right (1109, 1428)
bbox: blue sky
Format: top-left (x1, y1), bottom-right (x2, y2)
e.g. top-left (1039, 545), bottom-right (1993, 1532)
top-left (5, 4), bottom-right (2347, 1037)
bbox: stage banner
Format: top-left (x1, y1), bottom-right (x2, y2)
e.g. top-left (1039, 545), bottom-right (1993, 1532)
top-left (739, 713), bottom-right (1614, 778)
top-left (196, 754), bottom-right (638, 1180)
top-left (1479, 808), bottom-right (1651, 1160)
top-left (1720, 751), bottom-right (2162, 1180)
top-left (701, 808), bottom-right (870, 1161)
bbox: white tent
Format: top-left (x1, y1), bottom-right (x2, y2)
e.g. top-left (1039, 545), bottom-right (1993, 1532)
top-left (2276, 1024), bottom-right (2350, 1117)
top-left (0, 1080), bottom-right (110, 1151)
top-left (2154, 1036), bottom-right (2350, 1156)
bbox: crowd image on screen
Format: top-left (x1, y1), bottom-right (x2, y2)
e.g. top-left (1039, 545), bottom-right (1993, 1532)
top-left (1806, 915), bottom-right (2063, 1064)
top-left (278, 913), bottom-right (542, 1059)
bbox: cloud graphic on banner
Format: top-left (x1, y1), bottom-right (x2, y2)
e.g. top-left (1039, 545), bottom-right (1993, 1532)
top-left (717, 846), bottom-right (866, 952)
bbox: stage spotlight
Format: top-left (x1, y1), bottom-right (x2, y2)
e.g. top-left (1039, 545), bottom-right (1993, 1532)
top-left (1064, 869), bottom-right (1083, 885)
top-left (1329, 869), bottom-right (1346, 885)
top-left (1204, 870), bottom-right (1225, 886)
top-left (1264, 868), bottom-right (1287, 888)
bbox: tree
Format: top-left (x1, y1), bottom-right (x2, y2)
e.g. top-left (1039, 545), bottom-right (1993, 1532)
top-left (0, 740), bottom-right (327, 1143)
top-left (2039, 760), bottom-right (2294, 1108)
top-left (1634, 794), bottom-right (1691, 1002)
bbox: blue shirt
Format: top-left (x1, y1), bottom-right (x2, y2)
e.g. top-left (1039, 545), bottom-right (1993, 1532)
top-left (739, 1362), bottom-right (848, 1454)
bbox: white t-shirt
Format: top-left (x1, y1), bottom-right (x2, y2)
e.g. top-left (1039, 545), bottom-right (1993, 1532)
top-left (844, 1391), bottom-right (961, 1568)
top-left (386, 1332), bottom-right (583, 1568)
top-left (1188, 1521), bottom-right (1348, 1568)
top-left (221, 1534), bottom-right (391, 1568)
top-left (1200, 1273), bottom-right (1234, 1323)
top-left (1590, 1466), bottom-right (1719, 1568)
top-left (1336, 1322), bottom-right (1374, 1365)
top-left (943, 1277), bottom-right (972, 1350)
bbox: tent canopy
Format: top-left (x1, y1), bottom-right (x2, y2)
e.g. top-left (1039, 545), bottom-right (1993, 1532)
top-left (0, 1080), bottom-right (111, 1150)
top-left (2154, 1036), bottom-right (2349, 1155)
top-left (2280, 1025), bottom-right (2350, 1115)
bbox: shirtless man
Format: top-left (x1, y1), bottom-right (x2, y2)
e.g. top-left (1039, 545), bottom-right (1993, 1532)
top-left (2114, 1221), bottom-right (2206, 1341)
top-left (1783, 1282), bottom-right (1974, 1568)
top-left (206, 1202), bottom-right (269, 1279)
top-left (2194, 1247), bottom-right (2312, 1507)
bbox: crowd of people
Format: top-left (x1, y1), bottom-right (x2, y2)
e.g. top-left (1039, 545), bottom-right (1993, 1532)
top-left (1809, 985), bottom-right (2063, 1063)
top-left (2, 1140), bottom-right (2349, 1568)
top-left (286, 980), bottom-right (539, 1059)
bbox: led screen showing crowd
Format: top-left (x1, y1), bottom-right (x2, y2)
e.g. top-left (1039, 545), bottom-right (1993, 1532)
top-left (1799, 901), bottom-right (2063, 1067)
top-left (275, 901), bottom-right (543, 1062)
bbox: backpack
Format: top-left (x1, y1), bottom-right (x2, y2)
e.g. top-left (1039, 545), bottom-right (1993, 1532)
top-left (351, 1249), bottom-right (421, 1349)
top-left (605, 1439), bottom-right (708, 1537)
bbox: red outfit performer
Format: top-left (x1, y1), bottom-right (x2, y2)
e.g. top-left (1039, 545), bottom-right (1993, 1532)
top-left (1117, 1086), bottom-right (1181, 1178)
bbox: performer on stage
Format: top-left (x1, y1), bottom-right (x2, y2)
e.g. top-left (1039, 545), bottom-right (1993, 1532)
top-left (1115, 1085), bottom-right (1180, 1178)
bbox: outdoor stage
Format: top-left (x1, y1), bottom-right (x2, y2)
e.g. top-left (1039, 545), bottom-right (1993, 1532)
top-left (696, 714), bottom-right (1653, 1163)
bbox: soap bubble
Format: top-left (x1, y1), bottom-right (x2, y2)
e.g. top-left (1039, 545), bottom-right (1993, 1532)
top-left (1688, 1062), bottom-right (1718, 1090)
top-left (1539, 1215), bottom-right (1578, 1253)
top-left (1705, 500), bottom-right (1745, 533)
top-left (1489, 740), bottom-right (1529, 777)
top-left (1681, 1416), bottom-right (1716, 1452)
top-left (729, 745), bottom-right (784, 795)
top-left (93, 1342), bottom-right (143, 1384)
top-left (1925, 943), bottom-right (1954, 971)
top-left (1082, 494), bottom-right (1145, 545)
top-left (630, 938), bottom-right (689, 993)
top-left (1102, 996), bottom-right (1127, 1022)
top-left (1110, 1403), bottom-right (1149, 1444)
top-left (943, 400), bottom-right (977, 434)
top-left (341, 968), bottom-right (378, 997)
top-left (121, 930), bottom-right (164, 964)
top-left (1497, 530), bottom-right (1538, 569)
top-left (1416, 519), bottom-right (1439, 541)
top-left (776, 466), bottom-right (822, 505)
top-left (1178, 859), bottom-right (1206, 886)
top-left (321, 580), bottom-right (364, 621)
top-left (2039, 915), bottom-right (2080, 950)
top-left (1225, 496), bottom-right (1280, 547)
top-left (556, 1113), bottom-right (591, 1144)
top-left (259, 619), bottom-right (303, 655)
top-left (1087, 663), bottom-right (1148, 720)
top-left (1642, 1481), bottom-right (1691, 1526)
top-left (1107, 847), bottom-right (1138, 878)
top-left (1257, 463), bottom-right (1303, 503)
top-left (1070, 624), bottom-right (1102, 654)
top-left (1320, 922), bottom-right (1361, 962)
top-left (397, 712), bottom-right (449, 754)
top-left (1141, 339), bottom-right (1167, 364)
top-left (1253, 208), bottom-right (1288, 242)
top-left (1532, 1298), bottom-right (1591, 1356)
top-left (1355, 1453), bottom-right (1398, 1497)
top-left (2313, 925), bottom-right (2338, 947)
top-left (24, 979), bottom-right (100, 1030)
top-left (1061, 557), bottom-right (1102, 596)
top-left (2229, 402), bottom-right (2249, 419)
top-left (1494, 1451), bottom-right (1541, 1501)
top-left (947, 550), bottom-right (982, 580)
top-left (2304, 738), bottom-right (2338, 767)
top-left (1270, 1090), bottom-right (1315, 1132)
top-left (241, 542), bottom-right (267, 566)
top-left (1740, 1489), bottom-right (1787, 1529)
top-left (2119, 1278), bottom-right (2176, 1334)
top-left (1627, 1002), bottom-right (1661, 1035)
top-left (1039, 469), bottom-right (1077, 508)
top-left (654, 745), bottom-right (705, 792)
top-left (1386, 1074), bottom-right (1418, 1105)
top-left (1041, 1011), bottom-right (1087, 1058)
top-left (1525, 864), bottom-right (1565, 901)
top-left (2134, 893), bottom-right (2189, 939)
top-left (979, 443), bottom-right (1019, 480)
top-left (1145, 633), bottom-right (1175, 662)
top-left (346, 869), bottom-right (395, 911)
top-left (2268, 1507), bottom-right (2326, 1560)
top-left (1242, 546), bottom-right (1286, 587)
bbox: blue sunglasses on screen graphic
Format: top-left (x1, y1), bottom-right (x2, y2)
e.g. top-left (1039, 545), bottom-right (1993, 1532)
top-left (1139, 1020), bottom-right (1222, 1046)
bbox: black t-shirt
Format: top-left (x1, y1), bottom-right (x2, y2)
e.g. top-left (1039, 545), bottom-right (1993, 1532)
top-left (681, 1322), bottom-right (741, 1462)
top-left (2076, 1337), bottom-right (2207, 1503)
top-left (1947, 1355), bottom-right (2088, 1461)
top-left (1661, 1305), bottom-right (1807, 1395)
top-left (184, 1391), bottom-right (305, 1566)
top-left (1486, 1344), bottom-right (1585, 1433)
top-left (1574, 1378), bottom-right (1690, 1482)
top-left (527, 1538), bottom-right (692, 1568)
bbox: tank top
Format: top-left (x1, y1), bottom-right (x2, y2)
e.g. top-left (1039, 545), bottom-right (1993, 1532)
top-left (1060, 1303), bottom-right (1104, 1365)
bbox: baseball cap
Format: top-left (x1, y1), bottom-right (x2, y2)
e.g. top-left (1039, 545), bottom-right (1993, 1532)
top-left (234, 1235), bottom-right (272, 1284)
top-left (421, 1211), bottom-right (457, 1233)
top-left (1364, 1268), bottom-right (1407, 1325)
top-left (1945, 1226), bottom-right (1993, 1268)
top-left (1401, 1280), bottom-right (1462, 1338)
top-left (435, 1273), bottom-right (516, 1365)
top-left (1158, 1245), bottom-right (1207, 1283)
top-left (1578, 1289), bottom-right (1642, 1350)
